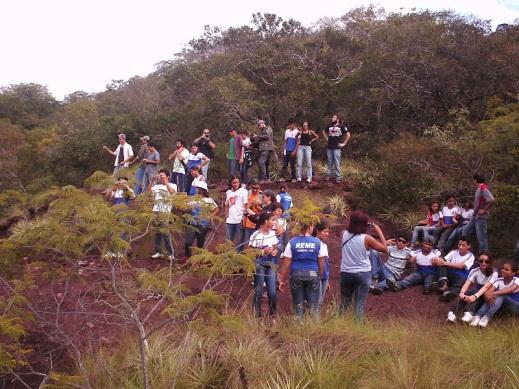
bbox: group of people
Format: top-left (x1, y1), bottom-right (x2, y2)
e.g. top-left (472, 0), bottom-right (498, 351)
top-left (102, 113), bottom-right (352, 197)
top-left (102, 132), bottom-right (517, 325)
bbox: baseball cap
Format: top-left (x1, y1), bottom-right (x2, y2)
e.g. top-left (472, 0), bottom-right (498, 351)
top-left (140, 135), bottom-right (150, 141)
top-left (192, 181), bottom-right (208, 191)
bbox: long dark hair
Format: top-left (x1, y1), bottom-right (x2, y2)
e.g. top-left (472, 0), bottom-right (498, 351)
top-left (478, 253), bottom-right (494, 277)
top-left (312, 221), bottom-right (328, 237)
top-left (348, 210), bottom-right (368, 234)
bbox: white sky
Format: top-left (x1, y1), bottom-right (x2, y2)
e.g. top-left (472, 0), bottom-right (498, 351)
top-left (1, 0), bottom-right (518, 100)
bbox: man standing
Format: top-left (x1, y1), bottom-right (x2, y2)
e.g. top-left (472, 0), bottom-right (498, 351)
top-left (168, 140), bottom-right (189, 192)
top-left (103, 133), bottom-right (134, 177)
top-left (141, 141), bottom-right (160, 192)
top-left (322, 114), bottom-right (350, 183)
top-left (185, 144), bottom-right (210, 194)
top-left (254, 120), bottom-right (275, 183)
top-left (132, 135), bottom-right (150, 195)
top-left (227, 127), bottom-right (243, 180)
top-left (150, 169), bottom-right (177, 261)
top-left (225, 176), bottom-right (248, 252)
top-left (280, 118), bottom-right (299, 182)
top-left (193, 129), bottom-right (216, 181)
top-left (462, 174), bottom-right (495, 254)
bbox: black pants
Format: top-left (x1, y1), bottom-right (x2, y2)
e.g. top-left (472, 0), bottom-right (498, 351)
top-left (185, 225), bottom-right (210, 258)
top-left (281, 152), bottom-right (296, 179)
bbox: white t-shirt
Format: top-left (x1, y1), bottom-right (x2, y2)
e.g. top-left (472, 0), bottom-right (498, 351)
top-left (187, 152), bottom-right (207, 165)
top-left (114, 143), bottom-right (134, 167)
top-left (111, 189), bottom-right (125, 199)
top-left (284, 128), bottom-right (299, 152)
top-left (225, 187), bottom-right (248, 224)
top-left (442, 206), bottom-right (459, 225)
top-left (467, 268), bottom-right (498, 286)
top-left (152, 183), bottom-right (177, 213)
top-left (492, 277), bottom-right (518, 290)
top-left (445, 250), bottom-right (475, 269)
top-left (431, 211), bottom-right (443, 224)
top-left (172, 148), bottom-right (190, 174)
top-left (414, 249), bottom-right (441, 266)
top-left (249, 230), bottom-right (278, 249)
top-left (460, 208), bottom-right (474, 225)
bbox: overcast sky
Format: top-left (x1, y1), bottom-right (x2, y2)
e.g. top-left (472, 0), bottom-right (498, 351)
top-left (1, 0), bottom-right (518, 100)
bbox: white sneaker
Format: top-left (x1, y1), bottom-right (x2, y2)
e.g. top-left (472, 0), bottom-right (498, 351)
top-left (167, 254), bottom-right (175, 261)
top-left (470, 315), bottom-right (481, 327)
top-left (104, 251), bottom-right (116, 259)
top-left (461, 312), bottom-right (473, 323)
top-left (151, 252), bottom-right (163, 259)
top-left (478, 316), bottom-right (489, 328)
top-left (447, 311), bottom-right (456, 323)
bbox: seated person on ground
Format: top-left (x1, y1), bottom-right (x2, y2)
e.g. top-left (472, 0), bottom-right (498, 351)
top-left (411, 201), bottom-right (443, 247)
top-left (445, 253), bottom-right (498, 323)
top-left (433, 239), bottom-right (475, 302)
top-left (370, 235), bottom-right (412, 295)
top-left (437, 195), bottom-right (460, 253)
top-left (443, 198), bottom-right (474, 254)
top-left (387, 236), bottom-right (440, 294)
top-left (471, 261), bottom-right (519, 327)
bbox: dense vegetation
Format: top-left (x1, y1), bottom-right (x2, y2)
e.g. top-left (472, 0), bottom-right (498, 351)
top-left (0, 7), bottom-right (518, 387)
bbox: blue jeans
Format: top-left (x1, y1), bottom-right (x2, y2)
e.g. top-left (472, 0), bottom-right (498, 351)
top-left (444, 224), bottom-right (465, 253)
top-left (226, 223), bottom-right (244, 252)
top-left (476, 296), bottom-right (504, 320)
top-left (228, 159), bottom-right (239, 180)
top-left (170, 172), bottom-right (185, 192)
top-left (142, 169), bottom-right (157, 193)
top-left (258, 150), bottom-right (271, 180)
top-left (153, 219), bottom-right (174, 256)
top-left (411, 226), bottom-right (441, 245)
top-left (134, 165), bottom-right (145, 195)
top-left (253, 262), bottom-right (277, 317)
top-left (240, 162), bottom-right (249, 185)
top-left (451, 290), bottom-right (483, 316)
top-left (339, 271), bottom-right (371, 320)
top-left (462, 217), bottom-right (488, 254)
top-left (319, 278), bottom-right (329, 306)
top-left (503, 296), bottom-right (519, 315)
top-left (369, 251), bottom-right (399, 289)
top-left (243, 227), bottom-right (256, 247)
top-left (201, 161), bottom-right (210, 182)
top-left (326, 149), bottom-right (341, 180)
top-left (290, 269), bottom-right (320, 319)
top-left (438, 268), bottom-right (467, 294)
top-left (296, 145), bottom-right (312, 181)
top-left (397, 270), bottom-right (437, 290)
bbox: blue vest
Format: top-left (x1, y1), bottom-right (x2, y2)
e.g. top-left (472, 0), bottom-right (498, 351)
top-left (278, 192), bottom-right (292, 212)
top-left (289, 236), bottom-right (321, 272)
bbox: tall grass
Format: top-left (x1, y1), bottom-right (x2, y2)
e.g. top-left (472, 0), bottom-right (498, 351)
top-left (80, 315), bottom-right (519, 388)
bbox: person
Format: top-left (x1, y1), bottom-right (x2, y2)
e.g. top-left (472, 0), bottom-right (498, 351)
top-left (227, 127), bottom-right (244, 180)
top-left (445, 253), bottom-right (498, 323)
top-left (149, 169), bottom-right (177, 260)
top-left (387, 236), bottom-right (441, 294)
top-left (411, 200), bottom-right (443, 247)
top-left (193, 129), bottom-right (216, 181)
top-left (369, 236), bottom-right (412, 295)
top-left (270, 203), bottom-right (287, 262)
top-left (322, 114), bottom-right (350, 183)
top-left (225, 176), bottom-right (248, 252)
top-left (280, 118), bottom-right (299, 182)
top-left (261, 190), bottom-right (277, 213)
top-left (444, 199), bottom-right (474, 254)
top-left (188, 166), bottom-right (206, 196)
top-left (239, 130), bottom-right (253, 187)
top-left (131, 135), bottom-right (150, 195)
top-left (279, 222), bottom-right (327, 319)
top-left (462, 173), bottom-right (495, 254)
top-left (471, 261), bottom-right (519, 327)
top-left (276, 184), bottom-right (293, 216)
top-left (243, 180), bottom-right (263, 245)
top-left (339, 211), bottom-right (387, 320)
top-left (296, 121), bottom-right (319, 183)
top-left (253, 120), bottom-right (275, 183)
top-left (168, 140), bottom-right (189, 193)
top-left (437, 195), bottom-right (460, 252)
top-left (103, 133), bottom-right (134, 177)
top-left (106, 177), bottom-right (136, 206)
top-left (185, 144), bottom-right (209, 194)
top-left (141, 141), bottom-right (160, 192)
top-left (433, 239), bottom-right (475, 302)
top-left (313, 222), bottom-right (331, 306)
top-left (248, 212), bottom-right (279, 321)
top-left (184, 181), bottom-right (218, 260)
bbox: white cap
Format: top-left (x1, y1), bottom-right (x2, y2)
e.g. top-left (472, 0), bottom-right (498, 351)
top-left (192, 181), bottom-right (208, 191)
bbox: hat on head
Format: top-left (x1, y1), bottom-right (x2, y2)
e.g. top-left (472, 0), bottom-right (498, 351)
top-left (192, 181), bottom-right (208, 191)
top-left (140, 135), bottom-right (150, 141)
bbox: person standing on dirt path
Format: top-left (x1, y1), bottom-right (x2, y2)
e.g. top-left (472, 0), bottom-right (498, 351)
top-left (225, 176), bottom-right (248, 252)
top-left (322, 114), bottom-right (350, 183)
top-left (339, 211), bottom-right (387, 321)
top-left (103, 133), bottom-right (134, 177)
top-left (227, 127), bottom-right (244, 181)
top-left (280, 118), bottom-right (299, 182)
top-left (193, 129), bottom-right (216, 181)
top-left (168, 139), bottom-right (189, 193)
top-left (131, 135), bottom-right (150, 195)
top-left (253, 120), bottom-right (275, 183)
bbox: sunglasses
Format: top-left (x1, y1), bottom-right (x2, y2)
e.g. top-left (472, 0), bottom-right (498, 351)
top-left (478, 259), bottom-right (490, 264)
top-left (397, 239), bottom-right (407, 244)
top-left (251, 187), bottom-right (260, 190)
